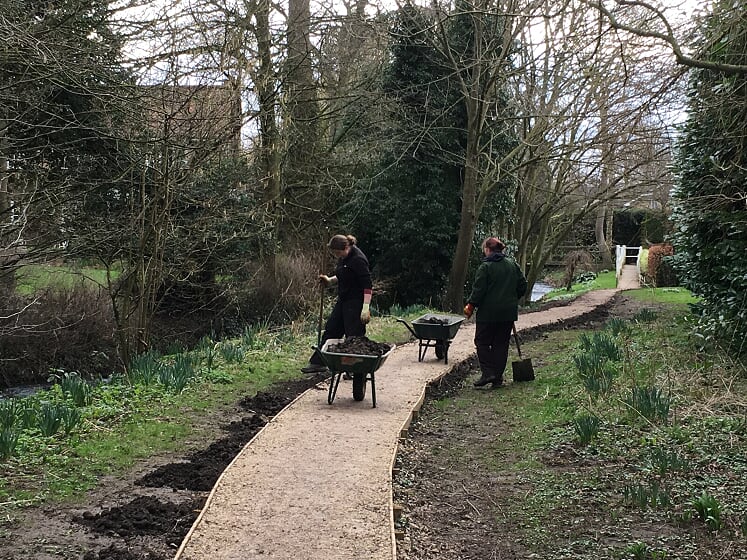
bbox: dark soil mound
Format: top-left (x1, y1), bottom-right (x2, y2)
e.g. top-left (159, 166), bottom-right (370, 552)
top-left (136, 412), bottom-right (269, 491)
top-left (326, 336), bottom-right (392, 356)
top-left (420, 316), bottom-right (449, 325)
top-left (76, 495), bottom-right (202, 540)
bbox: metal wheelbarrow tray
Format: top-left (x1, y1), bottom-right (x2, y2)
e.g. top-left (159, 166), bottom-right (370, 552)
top-left (397, 314), bottom-right (465, 364)
top-left (318, 338), bottom-right (395, 408)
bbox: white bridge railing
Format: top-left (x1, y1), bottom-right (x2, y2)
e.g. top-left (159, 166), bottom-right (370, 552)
top-left (616, 245), bottom-right (642, 280)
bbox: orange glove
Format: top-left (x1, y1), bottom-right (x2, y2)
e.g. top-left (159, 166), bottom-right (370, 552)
top-left (464, 303), bottom-right (474, 319)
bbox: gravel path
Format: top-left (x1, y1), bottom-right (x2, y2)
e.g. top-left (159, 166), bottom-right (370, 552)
top-left (174, 273), bottom-right (637, 560)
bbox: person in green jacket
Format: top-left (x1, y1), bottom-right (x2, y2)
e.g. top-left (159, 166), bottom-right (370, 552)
top-left (464, 237), bottom-right (528, 388)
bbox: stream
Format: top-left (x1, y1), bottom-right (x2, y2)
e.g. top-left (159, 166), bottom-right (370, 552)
top-left (531, 281), bottom-right (553, 302)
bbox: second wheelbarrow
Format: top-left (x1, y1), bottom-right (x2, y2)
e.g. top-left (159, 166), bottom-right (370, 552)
top-left (317, 338), bottom-right (395, 408)
top-left (397, 314), bottom-right (465, 364)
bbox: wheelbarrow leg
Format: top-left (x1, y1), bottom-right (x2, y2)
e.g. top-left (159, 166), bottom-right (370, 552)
top-left (418, 340), bottom-right (427, 362)
top-left (328, 371), bottom-right (343, 405)
top-left (370, 372), bottom-right (376, 408)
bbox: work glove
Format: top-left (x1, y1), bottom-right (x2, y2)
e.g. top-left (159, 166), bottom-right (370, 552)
top-left (360, 303), bottom-right (371, 325)
top-left (464, 303), bottom-right (475, 319)
top-left (319, 275), bottom-right (337, 286)
top-left (361, 289), bottom-right (372, 324)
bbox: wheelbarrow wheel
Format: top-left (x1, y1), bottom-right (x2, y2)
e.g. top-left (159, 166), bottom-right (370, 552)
top-left (352, 372), bottom-right (367, 401)
top-left (434, 340), bottom-right (445, 360)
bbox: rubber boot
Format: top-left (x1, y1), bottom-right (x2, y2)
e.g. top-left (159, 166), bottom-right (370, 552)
top-left (473, 373), bottom-right (497, 387)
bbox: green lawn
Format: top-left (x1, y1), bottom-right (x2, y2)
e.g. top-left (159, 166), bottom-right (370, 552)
top-left (544, 269), bottom-right (617, 300)
top-left (15, 264), bottom-right (116, 295)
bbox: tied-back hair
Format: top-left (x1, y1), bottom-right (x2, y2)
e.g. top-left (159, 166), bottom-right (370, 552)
top-left (328, 234), bottom-right (356, 250)
top-left (482, 237), bottom-right (505, 253)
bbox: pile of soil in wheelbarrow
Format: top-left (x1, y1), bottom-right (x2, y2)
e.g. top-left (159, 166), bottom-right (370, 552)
top-left (326, 336), bottom-right (392, 356)
top-left (421, 317), bottom-right (449, 325)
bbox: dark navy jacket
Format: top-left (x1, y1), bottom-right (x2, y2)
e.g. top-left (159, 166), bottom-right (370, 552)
top-left (335, 245), bottom-right (372, 303)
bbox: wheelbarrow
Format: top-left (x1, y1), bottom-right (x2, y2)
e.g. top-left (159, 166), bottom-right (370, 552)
top-left (397, 314), bottom-right (464, 364)
top-left (317, 338), bottom-right (395, 408)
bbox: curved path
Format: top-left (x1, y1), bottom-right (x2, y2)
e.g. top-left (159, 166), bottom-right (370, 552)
top-left (174, 269), bottom-right (639, 560)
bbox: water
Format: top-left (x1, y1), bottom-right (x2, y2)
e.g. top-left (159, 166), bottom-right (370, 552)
top-left (0, 384), bottom-right (49, 400)
top-left (531, 282), bottom-right (553, 302)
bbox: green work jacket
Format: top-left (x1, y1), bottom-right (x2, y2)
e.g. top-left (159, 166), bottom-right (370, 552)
top-left (467, 253), bottom-right (528, 322)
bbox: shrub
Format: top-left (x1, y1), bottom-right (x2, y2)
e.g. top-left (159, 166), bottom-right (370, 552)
top-left (0, 282), bottom-right (118, 385)
top-left (646, 244), bottom-right (677, 287)
top-left (563, 250), bottom-right (594, 291)
top-left (232, 254), bottom-right (320, 326)
top-left (669, 1), bottom-right (747, 358)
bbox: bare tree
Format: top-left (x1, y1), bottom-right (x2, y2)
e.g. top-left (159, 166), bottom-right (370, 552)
top-left (583, 0), bottom-right (747, 75)
top-left (496, 0), bottom-right (681, 297)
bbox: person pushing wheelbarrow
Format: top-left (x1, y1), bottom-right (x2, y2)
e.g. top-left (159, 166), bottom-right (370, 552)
top-left (463, 237), bottom-right (527, 388)
top-left (301, 234), bottom-right (373, 374)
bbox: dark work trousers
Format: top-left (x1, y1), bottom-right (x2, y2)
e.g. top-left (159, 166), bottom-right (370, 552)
top-left (309, 298), bottom-right (365, 365)
top-left (474, 321), bottom-right (514, 382)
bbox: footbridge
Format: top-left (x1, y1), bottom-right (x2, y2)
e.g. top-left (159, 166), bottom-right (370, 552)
top-left (616, 245), bottom-right (642, 290)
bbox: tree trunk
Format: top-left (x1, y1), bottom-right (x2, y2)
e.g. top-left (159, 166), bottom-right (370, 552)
top-left (285, 0), bottom-right (319, 190)
top-left (595, 203), bottom-right (613, 269)
top-left (445, 134), bottom-right (481, 313)
top-left (255, 0), bottom-right (282, 276)
top-left (0, 122), bottom-right (16, 297)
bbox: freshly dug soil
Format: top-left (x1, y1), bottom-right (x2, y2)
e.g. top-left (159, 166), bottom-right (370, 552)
top-left (326, 336), bottom-right (392, 356)
top-left (419, 317), bottom-right (449, 325)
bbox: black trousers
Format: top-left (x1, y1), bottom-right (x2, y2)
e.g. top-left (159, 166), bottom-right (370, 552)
top-left (309, 298), bottom-right (365, 365)
top-left (474, 321), bottom-right (514, 381)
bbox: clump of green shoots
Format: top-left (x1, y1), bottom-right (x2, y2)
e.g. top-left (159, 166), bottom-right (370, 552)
top-left (632, 308), bottom-right (658, 323)
top-left (573, 332), bottom-right (622, 399)
top-left (644, 447), bottom-right (689, 475)
top-left (624, 386), bottom-right (671, 424)
top-left (622, 481), bottom-right (670, 509)
top-left (127, 350), bottom-right (162, 386)
top-left (572, 413), bottom-right (601, 445)
top-left (60, 371), bottom-right (92, 406)
top-left (693, 491), bottom-right (724, 531)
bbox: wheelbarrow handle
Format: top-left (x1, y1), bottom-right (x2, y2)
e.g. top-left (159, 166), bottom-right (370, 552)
top-left (396, 318), bottom-right (418, 338)
top-left (512, 324), bottom-right (523, 359)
